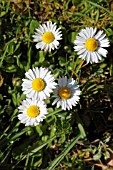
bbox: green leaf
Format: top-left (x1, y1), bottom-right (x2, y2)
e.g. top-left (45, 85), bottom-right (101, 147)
top-left (1, 11), bottom-right (7, 17)
top-left (68, 32), bottom-right (77, 44)
top-left (50, 125), bottom-right (56, 138)
top-left (5, 56), bottom-right (15, 63)
top-left (93, 152), bottom-right (101, 161)
top-left (39, 51), bottom-right (45, 63)
top-left (35, 126), bottom-right (43, 136)
top-left (59, 56), bottom-right (67, 66)
top-left (60, 133), bottom-right (66, 143)
top-left (2, 64), bottom-right (17, 72)
top-left (29, 20), bottom-right (39, 34)
top-left (72, 0), bottom-right (82, 5)
top-left (105, 28), bottom-right (113, 36)
top-left (78, 123), bottom-right (86, 139)
top-left (7, 41), bottom-right (15, 55)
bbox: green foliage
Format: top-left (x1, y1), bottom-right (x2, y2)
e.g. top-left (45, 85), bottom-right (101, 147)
top-left (0, 0), bottom-right (113, 169)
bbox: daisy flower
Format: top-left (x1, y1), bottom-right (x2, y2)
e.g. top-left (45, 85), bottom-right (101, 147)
top-left (18, 98), bottom-right (48, 126)
top-left (74, 27), bottom-right (110, 64)
top-left (52, 76), bottom-right (81, 110)
top-left (22, 67), bottom-right (56, 100)
top-left (32, 21), bottom-right (62, 52)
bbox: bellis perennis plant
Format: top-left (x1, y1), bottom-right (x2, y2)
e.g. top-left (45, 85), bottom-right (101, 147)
top-left (32, 21), bottom-right (62, 52)
top-left (22, 67), bottom-right (57, 100)
top-left (74, 27), bottom-right (110, 64)
top-left (52, 76), bottom-right (81, 110)
top-left (18, 24), bottom-right (110, 126)
top-left (18, 98), bottom-right (48, 126)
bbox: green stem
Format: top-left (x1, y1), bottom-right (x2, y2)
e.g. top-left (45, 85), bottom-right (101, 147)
top-left (46, 108), bottom-right (63, 118)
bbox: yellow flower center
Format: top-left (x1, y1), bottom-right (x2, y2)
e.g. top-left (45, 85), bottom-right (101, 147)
top-left (27, 105), bottom-right (40, 118)
top-left (32, 78), bottom-right (45, 92)
top-left (58, 87), bottom-right (71, 99)
top-left (85, 38), bottom-right (98, 51)
top-left (42, 32), bottom-right (55, 44)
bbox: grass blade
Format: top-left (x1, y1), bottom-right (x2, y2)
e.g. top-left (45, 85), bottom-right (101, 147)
top-left (47, 134), bottom-right (81, 170)
top-left (86, 0), bottom-right (113, 17)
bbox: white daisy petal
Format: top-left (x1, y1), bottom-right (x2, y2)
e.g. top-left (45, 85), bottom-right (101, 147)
top-left (95, 51), bottom-right (102, 61)
top-left (74, 45), bottom-right (84, 51)
top-left (35, 28), bottom-right (43, 34)
top-left (79, 31), bottom-right (87, 39)
top-left (97, 47), bottom-right (108, 57)
top-left (36, 42), bottom-right (44, 49)
top-left (79, 50), bottom-right (88, 60)
top-left (32, 21), bottom-right (62, 52)
top-left (90, 27), bottom-right (93, 37)
top-left (74, 27), bottom-right (110, 64)
top-left (90, 53), bottom-right (94, 64)
top-left (74, 38), bottom-right (85, 44)
top-left (91, 52), bottom-right (98, 63)
top-left (25, 69), bottom-right (35, 80)
top-left (86, 52), bottom-right (91, 64)
top-left (18, 99), bottom-right (48, 126)
top-left (94, 30), bottom-right (103, 39)
top-left (98, 34), bottom-right (106, 41)
top-left (100, 42), bottom-right (110, 48)
top-left (52, 76), bottom-right (81, 110)
top-left (83, 27), bottom-right (90, 37)
top-left (77, 48), bottom-right (86, 55)
top-left (92, 27), bottom-right (97, 37)
top-left (62, 76), bottom-right (67, 86)
top-left (99, 38), bottom-right (110, 47)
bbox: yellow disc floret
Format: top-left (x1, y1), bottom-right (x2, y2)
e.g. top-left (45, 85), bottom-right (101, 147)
top-left (27, 105), bottom-right (40, 118)
top-left (58, 87), bottom-right (71, 99)
top-left (42, 32), bottom-right (55, 44)
top-left (85, 38), bottom-right (98, 51)
top-left (32, 78), bottom-right (45, 92)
